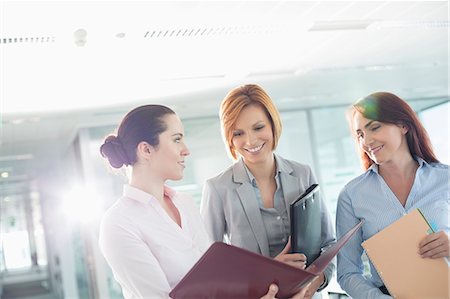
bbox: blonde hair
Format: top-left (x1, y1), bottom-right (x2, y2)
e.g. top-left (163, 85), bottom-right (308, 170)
top-left (220, 84), bottom-right (282, 160)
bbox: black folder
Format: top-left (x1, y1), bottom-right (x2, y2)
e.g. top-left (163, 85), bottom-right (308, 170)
top-left (290, 183), bottom-right (321, 266)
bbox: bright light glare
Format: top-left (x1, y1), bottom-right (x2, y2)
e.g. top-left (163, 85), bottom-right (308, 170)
top-left (3, 231), bottom-right (32, 270)
top-left (62, 185), bottom-right (103, 224)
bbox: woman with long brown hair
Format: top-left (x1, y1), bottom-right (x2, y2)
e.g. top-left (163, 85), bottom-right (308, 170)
top-left (336, 92), bottom-right (449, 298)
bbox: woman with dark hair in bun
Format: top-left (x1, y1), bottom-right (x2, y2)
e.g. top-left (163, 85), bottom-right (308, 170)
top-left (98, 104), bottom-right (288, 299)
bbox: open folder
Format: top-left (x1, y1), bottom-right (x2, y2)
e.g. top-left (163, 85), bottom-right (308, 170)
top-left (362, 208), bottom-right (450, 299)
top-left (170, 220), bottom-right (363, 299)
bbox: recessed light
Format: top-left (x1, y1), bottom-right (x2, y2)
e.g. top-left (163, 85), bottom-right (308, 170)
top-left (74, 28), bottom-right (87, 47)
top-left (11, 119), bottom-right (25, 125)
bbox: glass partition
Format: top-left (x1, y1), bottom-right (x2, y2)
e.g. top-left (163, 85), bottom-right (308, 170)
top-left (420, 101), bottom-right (450, 164)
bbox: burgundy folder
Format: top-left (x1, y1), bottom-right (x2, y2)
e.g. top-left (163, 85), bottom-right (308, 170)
top-left (170, 220), bottom-right (363, 299)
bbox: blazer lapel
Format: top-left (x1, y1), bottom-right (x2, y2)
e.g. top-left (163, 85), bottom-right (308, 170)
top-left (233, 160), bottom-right (270, 256)
top-left (276, 155), bottom-right (301, 220)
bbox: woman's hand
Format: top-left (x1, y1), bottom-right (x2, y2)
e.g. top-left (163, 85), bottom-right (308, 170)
top-left (260, 283), bottom-right (310, 299)
top-left (418, 231), bottom-right (450, 259)
top-left (292, 273), bottom-right (325, 299)
top-left (289, 284), bottom-right (310, 299)
top-left (274, 239), bottom-right (307, 270)
top-left (260, 284), bottom-right (279, 299)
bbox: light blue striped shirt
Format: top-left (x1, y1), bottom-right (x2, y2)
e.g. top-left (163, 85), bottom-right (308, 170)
top-left (336, 158), bottom-right (450, 299)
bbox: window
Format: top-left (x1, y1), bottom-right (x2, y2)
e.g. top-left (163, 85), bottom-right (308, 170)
top-left (420, 101), bottom-right (450, 164)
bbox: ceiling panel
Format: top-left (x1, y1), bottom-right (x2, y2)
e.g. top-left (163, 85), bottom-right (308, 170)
top-left (403, 1), bottom-right (448, 20)
top-left (305, 2), bottom-right (355, 20)
top-left (271, 1), bottom-right (320, 20)
top-left (366, 1), bottom-right (418, 19)
top-left (334, 2), bottom-right (387, 20)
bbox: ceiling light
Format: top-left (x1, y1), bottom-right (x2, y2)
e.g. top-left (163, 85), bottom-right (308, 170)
top-left (10, 119), bottom-right (24, 125)
top-left (0, 154), bottom-right (34, 161)
top-left (308, 20), bottom-right (374, 31)
top-left (365, 65), bottom-right (394, 71)
top-left (1, 171), bottom-right (9, 178)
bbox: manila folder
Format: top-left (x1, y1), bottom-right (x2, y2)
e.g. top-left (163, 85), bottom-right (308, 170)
top-left (362, 208), bottom-right (449, 299)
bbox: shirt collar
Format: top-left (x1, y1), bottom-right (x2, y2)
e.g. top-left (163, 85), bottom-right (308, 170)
top-left (243, 158), bottom-right (281, 185)
top-left (123, 184), bottom-right (177, 204)
top-left (368, 163), bottom-right (379, 173)
top-left (368, 156), bottom-right (427, 174)
top-left (243, 163), bottom-right (256, 184)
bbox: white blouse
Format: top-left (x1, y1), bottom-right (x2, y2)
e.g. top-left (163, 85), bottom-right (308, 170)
top-left (99, 185), bottom-right (211, 299)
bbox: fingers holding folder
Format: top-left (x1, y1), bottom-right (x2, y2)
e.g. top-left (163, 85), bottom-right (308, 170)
top-left (418, 230), bottom-right (450, 259)
top-left (271, 239), bottom-right (324, 299)
top-left (260, 283), bottom-right (311, 299)
top-left (260, 284), bottom-right (279, 299)
top-left (361, 209), bottom-right (449, 299)
top-left (275, 238), bottom-right (307, 270)
top-left (276, 240), bottom-right (327, 299)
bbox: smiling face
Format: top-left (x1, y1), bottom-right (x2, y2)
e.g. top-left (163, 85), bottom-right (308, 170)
top-left (231, 104), bottom-right (274, 165)
top-left (151, 114), bottom-right (190, 181)
top-left (353, 111), bottom-right (409, 166)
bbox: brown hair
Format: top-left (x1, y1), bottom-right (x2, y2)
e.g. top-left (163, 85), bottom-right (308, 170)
top-left (347, 92), bottom-right (439, 170)
top-left (220, 84), bottom-right (282, 160)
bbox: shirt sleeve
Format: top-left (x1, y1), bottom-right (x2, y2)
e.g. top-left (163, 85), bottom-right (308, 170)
top-left (336, 188), bottom-right (392, 299)
top-left (200, 179), bottom-right (227, 242)
top-left (99, 215), bottom-right (171, 299)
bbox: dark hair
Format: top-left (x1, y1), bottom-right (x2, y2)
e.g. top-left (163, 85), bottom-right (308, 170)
top-left (348, 92), bottom-right (439, 170)
top-left (100, 105), bottom-right (175, 168)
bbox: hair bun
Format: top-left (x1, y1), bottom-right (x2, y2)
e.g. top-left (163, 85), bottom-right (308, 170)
top-left (99, 135), bottom-right (129, 168)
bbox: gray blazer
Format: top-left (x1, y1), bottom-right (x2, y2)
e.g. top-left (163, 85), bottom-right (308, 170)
top-left (200, 154), bottom-right (336, 291)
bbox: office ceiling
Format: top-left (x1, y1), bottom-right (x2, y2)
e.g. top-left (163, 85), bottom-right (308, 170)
top-left (1, 1), bottom-right (449, 181)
